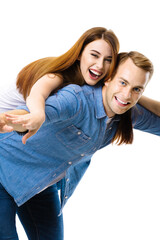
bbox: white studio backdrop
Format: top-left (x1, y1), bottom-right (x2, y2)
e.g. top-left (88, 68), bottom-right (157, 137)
top-left (0, 0), bottom-right (160, 239)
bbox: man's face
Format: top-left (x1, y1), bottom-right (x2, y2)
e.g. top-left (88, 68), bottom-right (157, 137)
top-left (102, 58), bottom-right (150, 117)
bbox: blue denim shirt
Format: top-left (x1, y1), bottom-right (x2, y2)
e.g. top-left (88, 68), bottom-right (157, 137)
top-left (0, 84), bottom-right (160, 209)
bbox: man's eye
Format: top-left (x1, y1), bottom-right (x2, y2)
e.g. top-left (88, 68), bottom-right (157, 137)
top-left (134, 88), bottom-right (141, 93)
top-left (120, 81), bottom-right (126, 86)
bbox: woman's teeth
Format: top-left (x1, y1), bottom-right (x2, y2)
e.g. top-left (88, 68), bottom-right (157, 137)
top-left (89, 69), bottom-right (102, 79)
top-left (90, 69), bottom-right (101, 76)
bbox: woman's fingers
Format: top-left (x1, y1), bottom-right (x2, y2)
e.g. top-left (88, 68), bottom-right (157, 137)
top-left (5, 114), bottom-right (29, 124)
top-left (22, 129), bottom-right (37, 144)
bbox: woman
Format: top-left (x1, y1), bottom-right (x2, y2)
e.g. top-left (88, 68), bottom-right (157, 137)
top-left (1, 27), bottom-right (119, 144)
top-left (0, 27), bottom-right (119, 240)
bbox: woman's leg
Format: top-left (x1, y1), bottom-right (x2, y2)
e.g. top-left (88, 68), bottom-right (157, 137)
top-left (0, 183), bottom-right (19, 240)
top-left (17, 184), bottom-right (64, 240)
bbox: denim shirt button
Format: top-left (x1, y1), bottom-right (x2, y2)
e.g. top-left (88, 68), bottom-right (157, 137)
top-left (66, 178), bottom-right (69, 182)
top-left (68, 161), bottom-right (72, 165)
top-left (77, 131), bottom-right (81, 135)
top-left (81, 154), bottom-right (85, 157)
top-left (65, 195), bottom-right (68, 199)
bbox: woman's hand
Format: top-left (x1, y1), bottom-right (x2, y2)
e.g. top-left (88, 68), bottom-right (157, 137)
top-left (5, 111), bottom-right (45, 144)
top-left (0, 114), bottom-right (13, 133)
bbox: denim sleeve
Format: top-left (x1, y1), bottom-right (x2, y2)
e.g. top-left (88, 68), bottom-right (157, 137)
top-left (43, 87), bottom-right (81, 123)
top-left (132, 104), bottom-right (160, 136)
top-left (16, 86), bottom-right (81, 124)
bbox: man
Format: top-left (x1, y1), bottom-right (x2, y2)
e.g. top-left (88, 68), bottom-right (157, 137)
top-left (0, 51), bottom-right (159, 239)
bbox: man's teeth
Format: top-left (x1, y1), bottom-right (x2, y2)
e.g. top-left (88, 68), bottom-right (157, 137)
top-left (116, 97), bottom-right (128, 105)
top-left (90, 69), bottom-right (101, 76)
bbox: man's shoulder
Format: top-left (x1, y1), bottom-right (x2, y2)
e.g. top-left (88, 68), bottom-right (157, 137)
top-left (61, 84), bottom-right (83, 94)
top-left (61, 84), bottom-right (93, 92)
top-left (58, 84), bottom-right (94, 99)
top-left (47, 84), bottom-right (98, 107)
top-left (46, 84), bottom-right (86, 109)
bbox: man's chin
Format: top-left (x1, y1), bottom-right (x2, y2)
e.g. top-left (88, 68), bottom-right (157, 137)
top-left (115, 108), bottom-right (130, 115)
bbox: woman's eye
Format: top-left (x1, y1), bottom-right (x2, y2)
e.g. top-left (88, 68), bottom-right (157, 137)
top-left (105, 58), bottom-right (112, 63)
top-left (91, 53), bottom-right (98, 58)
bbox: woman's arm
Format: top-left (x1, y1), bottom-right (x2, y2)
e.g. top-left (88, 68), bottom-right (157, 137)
top-left (138, 95), bottom-right (160, 116)
top-left (25, 73), bottom-right (63, 128)
top-left (7, 73), bottom-right (63, 143)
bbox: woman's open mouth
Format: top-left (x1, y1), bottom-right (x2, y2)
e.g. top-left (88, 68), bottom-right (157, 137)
top-left (89, 69), bottom-right (102, 80)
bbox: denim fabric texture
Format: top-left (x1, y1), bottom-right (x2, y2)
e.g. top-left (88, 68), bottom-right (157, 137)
top-left (0, 84), bottom-right (160, 210)
top-left (0, 183), bottom-right (63, 239)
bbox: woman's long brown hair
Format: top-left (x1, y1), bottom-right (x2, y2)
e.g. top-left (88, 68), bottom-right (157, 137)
top-left (16, 27), bottom-right (119, 99)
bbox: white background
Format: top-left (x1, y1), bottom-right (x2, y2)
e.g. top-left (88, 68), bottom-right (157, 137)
top-left (0, 0), bottom-right (160, 239)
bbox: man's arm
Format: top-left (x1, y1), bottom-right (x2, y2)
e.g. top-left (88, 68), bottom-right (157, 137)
top-left (0, 109), bottom-right (28, 133)
top-left (138, 95), bottom-right (160, 116)
top-left (132, 103), bottom-right (160, 136)
top-left (1, 85), bottom-right (81, 143)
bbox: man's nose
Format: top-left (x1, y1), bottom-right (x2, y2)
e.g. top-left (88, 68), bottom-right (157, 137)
top-left (123, 88), bottom-right (131, 99)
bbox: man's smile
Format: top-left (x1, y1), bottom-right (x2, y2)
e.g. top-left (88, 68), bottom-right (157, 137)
top-left (115, 96), bottom-right (130, 106)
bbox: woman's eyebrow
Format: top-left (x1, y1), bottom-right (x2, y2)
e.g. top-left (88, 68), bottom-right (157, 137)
top-left (90, 50), bottom-right (101, 54)
top-left (90, 49), bottom-right (112, 58)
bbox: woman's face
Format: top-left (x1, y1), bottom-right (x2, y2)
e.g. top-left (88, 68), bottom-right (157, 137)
top-left (79, 39), bottom-right (112, 85)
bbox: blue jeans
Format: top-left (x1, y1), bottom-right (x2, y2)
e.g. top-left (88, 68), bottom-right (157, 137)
top-left (0, 183), bottom-right (63, 240)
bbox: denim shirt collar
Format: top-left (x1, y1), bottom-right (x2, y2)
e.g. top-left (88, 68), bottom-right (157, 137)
top-left (93, 85), bottom-right (121, 123)
top-left (93, 85), bottom-right (107, 119)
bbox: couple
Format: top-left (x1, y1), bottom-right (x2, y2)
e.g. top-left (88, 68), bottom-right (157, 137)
top-left (0, 27), bottom-right (160, 240)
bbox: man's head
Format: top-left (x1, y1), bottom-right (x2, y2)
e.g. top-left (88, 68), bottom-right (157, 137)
top-left (102, 51), bottom-right (153, 117)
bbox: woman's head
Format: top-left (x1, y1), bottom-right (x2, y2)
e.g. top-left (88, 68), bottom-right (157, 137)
top-left (78, 27), bottom-right (119, 83)
top-left (17, 27), bottom-right (119, 98)
top-left (79, 39), bottom-right (113, 85)
top-left (64, 27), bottom-right (120, 85)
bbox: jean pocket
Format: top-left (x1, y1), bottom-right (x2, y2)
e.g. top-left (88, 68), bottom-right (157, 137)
top-left (56, 125), bottom-right (90, 149)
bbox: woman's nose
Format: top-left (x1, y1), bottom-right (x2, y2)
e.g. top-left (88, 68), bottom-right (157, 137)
top-left (96, 58), bottom-right (104, 70)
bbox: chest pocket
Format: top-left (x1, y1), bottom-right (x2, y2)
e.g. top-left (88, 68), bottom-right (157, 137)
top-left (56, 125), bottom-right (90, 149)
